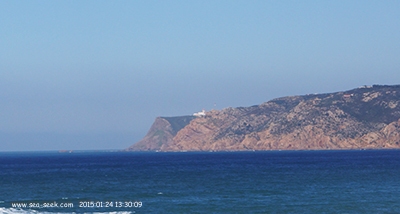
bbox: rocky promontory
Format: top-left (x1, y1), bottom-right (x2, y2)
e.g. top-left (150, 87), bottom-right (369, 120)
top-left (126, 85), bottom-right (400, 151)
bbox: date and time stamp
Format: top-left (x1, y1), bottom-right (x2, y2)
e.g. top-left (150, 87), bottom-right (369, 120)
top-left (79, 201), bottom-right (142, 208)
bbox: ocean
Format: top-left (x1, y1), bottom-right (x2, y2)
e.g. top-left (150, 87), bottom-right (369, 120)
top-left (0, 150), bottom-right (399, 213)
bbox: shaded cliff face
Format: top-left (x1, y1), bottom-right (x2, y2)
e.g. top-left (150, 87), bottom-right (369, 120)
top-left (127, 85), bottom-right (400, 151)
top-left (126, 116), bottom-right (195, 151)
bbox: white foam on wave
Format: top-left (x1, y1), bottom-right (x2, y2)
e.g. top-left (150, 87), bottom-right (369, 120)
top-left (0, 208), bottom-right (134, 214)
top-left (0, 208), bottom-right (41, 214)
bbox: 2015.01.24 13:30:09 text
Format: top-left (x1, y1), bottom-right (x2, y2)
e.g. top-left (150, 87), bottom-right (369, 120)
top-left (79, 201), bottom-right (142, 208)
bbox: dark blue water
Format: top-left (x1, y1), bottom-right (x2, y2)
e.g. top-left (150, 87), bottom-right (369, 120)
top-left (1, 150), bottom-right (400, 213)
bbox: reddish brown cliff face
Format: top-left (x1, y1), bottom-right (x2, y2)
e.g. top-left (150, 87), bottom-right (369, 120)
top-left (126, 116), bottom-right (194, 151)
top-left (127, 85), bottom-right (400, 151)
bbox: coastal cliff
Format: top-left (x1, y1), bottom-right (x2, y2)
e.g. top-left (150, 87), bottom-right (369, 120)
top-left (128, 116), bottom-right (195, 151)
top-left (126, 85), bottom-right (400, 151)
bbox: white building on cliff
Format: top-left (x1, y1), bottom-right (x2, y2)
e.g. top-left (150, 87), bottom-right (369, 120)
top-left (193, 110), bottom-right (206, 117)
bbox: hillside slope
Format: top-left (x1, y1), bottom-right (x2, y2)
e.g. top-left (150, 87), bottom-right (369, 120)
top-left (127, 85), bottom-right (400, 151)
top-left (126, 116), bottom-right (195, 151)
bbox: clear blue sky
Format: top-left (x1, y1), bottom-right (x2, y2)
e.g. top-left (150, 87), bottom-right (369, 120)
top-left (1, 0), bottom-right (399, 151)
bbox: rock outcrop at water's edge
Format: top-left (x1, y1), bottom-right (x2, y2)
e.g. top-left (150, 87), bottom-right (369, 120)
top-left (126, 85), bottom-right (400, 151)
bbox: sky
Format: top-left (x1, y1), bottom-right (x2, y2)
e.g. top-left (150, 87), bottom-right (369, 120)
top-left (1, 0), bottom-right (400, 151)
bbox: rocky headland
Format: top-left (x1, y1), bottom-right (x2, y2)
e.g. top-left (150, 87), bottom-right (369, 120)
top-left (126, 85), bottom-right (400, 151)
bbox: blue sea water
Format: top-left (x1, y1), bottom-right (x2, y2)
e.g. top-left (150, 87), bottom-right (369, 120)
top-left (0, 150), bottom-right (400, 213)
